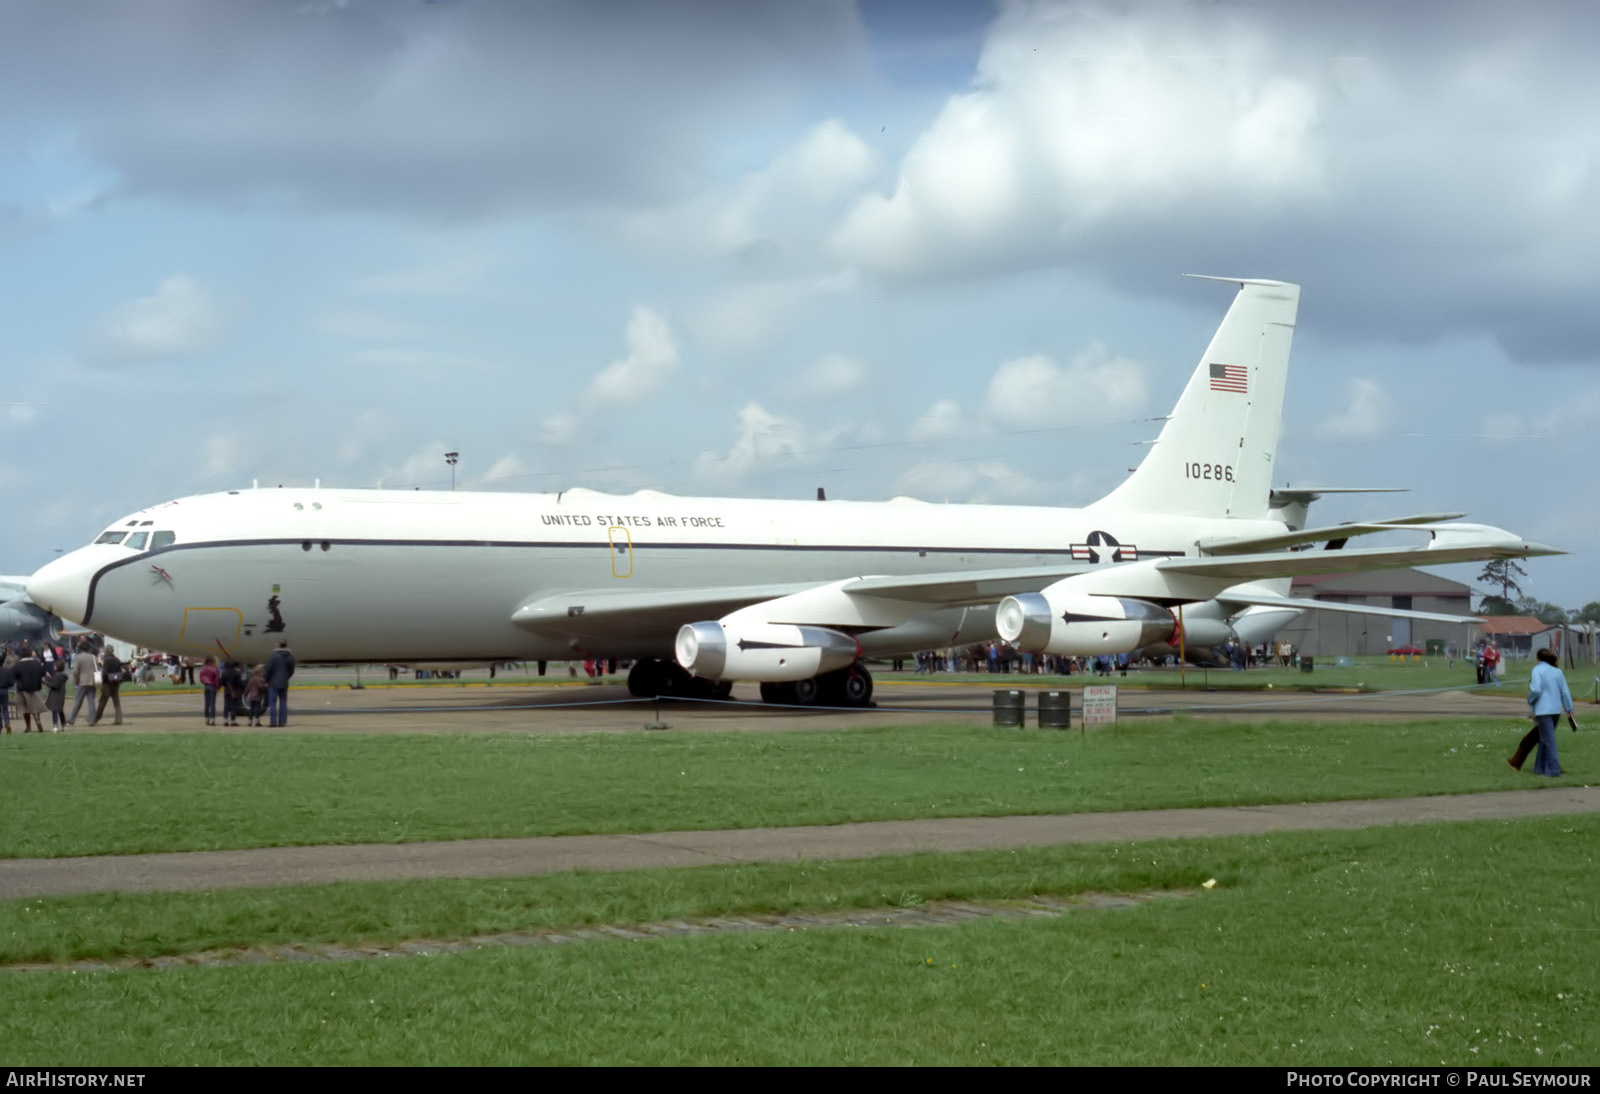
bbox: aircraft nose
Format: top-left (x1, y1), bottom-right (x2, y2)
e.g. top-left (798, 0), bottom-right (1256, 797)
top-left (27, 549), bottom-right (103, 626)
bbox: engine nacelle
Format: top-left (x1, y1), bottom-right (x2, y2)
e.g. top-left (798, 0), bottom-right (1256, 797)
top-left (996, 591), bottom-right (1176, 656)
top-left (0, 599), bottom-right (61, 643)
top-left (675, 621), bottom-right (859, 683)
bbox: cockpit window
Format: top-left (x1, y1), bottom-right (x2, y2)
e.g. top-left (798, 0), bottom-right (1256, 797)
top-left (150, 531), bottom-right (176, 550)
top-left (139, 520), bottom-right (154, 527)
top-left (125, 532), bottom-right (149, 550)
top-left (94, 532), bottom-right (128, 545)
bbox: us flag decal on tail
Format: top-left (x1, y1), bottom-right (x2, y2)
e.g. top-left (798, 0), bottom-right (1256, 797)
top-left (1209, 363), bottom-right (1248, 392)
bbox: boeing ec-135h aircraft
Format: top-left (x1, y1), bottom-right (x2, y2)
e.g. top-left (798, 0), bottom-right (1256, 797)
top-left (27, 278), bottom-right (1558, 706)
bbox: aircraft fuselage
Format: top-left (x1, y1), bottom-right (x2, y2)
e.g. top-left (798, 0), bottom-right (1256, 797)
top-left (30, 486), bottom-right (1283, 665)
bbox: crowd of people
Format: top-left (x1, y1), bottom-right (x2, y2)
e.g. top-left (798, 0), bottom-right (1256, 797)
top-left (909, 638), bottom-right (1301, 676)
top-left (0, 637), bottom-right (295, 730)
top-left (0, 637), bottom-right (127, 731)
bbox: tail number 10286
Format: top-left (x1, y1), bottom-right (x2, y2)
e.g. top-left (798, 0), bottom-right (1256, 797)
top-left (1186, 462), bottom-right (1234, 482)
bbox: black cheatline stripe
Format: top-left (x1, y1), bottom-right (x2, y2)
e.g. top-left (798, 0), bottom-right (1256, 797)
top-left (81, 538), bottom-right (1183, 627)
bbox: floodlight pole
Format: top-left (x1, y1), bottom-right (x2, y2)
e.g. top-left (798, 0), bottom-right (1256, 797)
top-left (445, 451), bottom-right (459, 492)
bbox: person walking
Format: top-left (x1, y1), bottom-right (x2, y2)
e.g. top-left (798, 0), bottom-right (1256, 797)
top-left (265, 640), bottom-right (295, 727)
top-left (43, 657), bottom-right (67, 731)
top-left (220, 660), bottom-right (245, 726)
top-left (1508, 647), bottom-right (1576, 776)
top-left (0, 647), bottom-right (14, 733)
top-left (199, 655), bottom-right (220, 726)
top-left (67, 643), bottom-right (98, 726)
top-left (13, 646), bottom-right (48, 733)
top-left (95, 648), bottom-right (126, 726)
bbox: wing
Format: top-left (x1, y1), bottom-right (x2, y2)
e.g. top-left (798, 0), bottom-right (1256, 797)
top-left (1214, 590), bottom-right (1482, 625)
top-left (511, 582), bottom-right (819, 648)
top-left (1158, 524), bottom-right (1561, 582)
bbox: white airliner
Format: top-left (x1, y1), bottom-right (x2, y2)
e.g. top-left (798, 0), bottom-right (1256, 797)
top-left (26, 278), bottom-right (1557, 705)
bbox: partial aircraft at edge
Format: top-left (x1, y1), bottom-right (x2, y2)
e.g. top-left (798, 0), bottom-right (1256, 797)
top-left (26, 278), bottom-right (1559, 706)
top-left (0, 576), bottom-right (61, 645)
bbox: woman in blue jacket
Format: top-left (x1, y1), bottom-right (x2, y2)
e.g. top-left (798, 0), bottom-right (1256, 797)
top-left (1509, 648), bottom-right (1575, 776)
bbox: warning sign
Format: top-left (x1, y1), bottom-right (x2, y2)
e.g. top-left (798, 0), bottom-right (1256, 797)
top-left (1082, 684), bottom-right (1118, 726)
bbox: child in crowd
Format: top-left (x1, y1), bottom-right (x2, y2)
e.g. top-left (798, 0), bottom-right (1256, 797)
top-left (244, 666), bottom-right (268, 727)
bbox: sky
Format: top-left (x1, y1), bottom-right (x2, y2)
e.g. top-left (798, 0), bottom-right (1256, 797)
top-left (1, 0), bottom-right (1595, 609)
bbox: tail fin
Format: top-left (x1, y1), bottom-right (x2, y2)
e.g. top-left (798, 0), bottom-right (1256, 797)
top-left (1091, 277), bottom-right (1299, 521)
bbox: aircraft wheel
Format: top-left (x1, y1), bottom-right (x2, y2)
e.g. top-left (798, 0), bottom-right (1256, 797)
top-left (759, 682), bottom-right (793, 705)
top-left (840, 664), bottom-right (873, 707)
top-left (791, 676), bottom-right (822, 706)
top-left (627, 659), bottom-right (663, 698)
top-left (688, 676), bottom-right (733, 701)
top-left (657, 663), bottom-right (695, 697)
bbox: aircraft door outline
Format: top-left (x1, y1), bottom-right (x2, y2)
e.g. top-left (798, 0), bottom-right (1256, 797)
top-left (179, 607), bottom-right (243, 654)
top-left (607, 526), bottom-right (633, 578)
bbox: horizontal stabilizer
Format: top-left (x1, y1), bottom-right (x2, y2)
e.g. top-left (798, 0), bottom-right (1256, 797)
top-left (1268, 487), bottom-right (1407, 508)
top-left (1198, 513), bottom-right (1468, 555)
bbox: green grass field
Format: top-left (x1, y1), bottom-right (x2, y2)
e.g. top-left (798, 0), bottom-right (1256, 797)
top-left (0, 718), bottom-right (1587, 858)
top-left (0, 816), bottom-right (1593, 1065)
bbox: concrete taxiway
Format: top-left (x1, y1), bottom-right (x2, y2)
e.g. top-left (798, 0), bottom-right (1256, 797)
top-left (3, 787), bottom-right (1595, 899)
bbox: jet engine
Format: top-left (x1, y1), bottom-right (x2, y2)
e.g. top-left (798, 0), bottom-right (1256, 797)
top-left (0, 598), bottom-right (62, 644)
top-left (675, 620), bottom-right (859, 682)
top-left (996, 592), bottom-right (1176, 656)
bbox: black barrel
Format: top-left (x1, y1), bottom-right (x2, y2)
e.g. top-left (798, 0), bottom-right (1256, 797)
top-left (992, 689), bottom-right (1026, 727)
top-left (1300, 656), bottom-right (1314, 673)
top-left (1037, 690), bottom-right (1071, 729)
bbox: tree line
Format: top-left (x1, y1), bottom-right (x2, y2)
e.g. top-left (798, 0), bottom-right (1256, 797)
top-left (1477, 559), bottom-right (1600, 625)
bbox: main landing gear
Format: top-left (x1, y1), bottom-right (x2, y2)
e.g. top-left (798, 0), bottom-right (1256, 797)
top-left (628, 659), bottom-right (874, 708)
top-left (626, 659), bottom-right (733, 701)
top-left (758, 663), bottom-right (874, 708)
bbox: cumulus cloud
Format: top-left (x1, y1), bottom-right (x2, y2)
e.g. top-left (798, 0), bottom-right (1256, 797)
top-left (834, 2), bottom-right (1323, 276)
top-left (0, 1), bottom-right (866, 217)
top-left (1317, 378), bottom-right (1394, 442)
top-left (628, 119), bottom-right (879, 271)
top-left (87, 275), bottom-right (227, 363)
top-left (982, 342), bottom-right (1147, 430)
top-left (908, 399), bottom-right (970, 443)
top-left (896, 457), bottom-right (1036, 503)
top-left (482, 453), bottom-right (534, 484)
top-left (827, 1), bottom-right (1600, 364)
top-left (689, 269), bottom-right (857, 357)
top-left (580, 307), bottom-right (680, 407)
top-left (200, 434), bottom-right (237, 478)
top-left (784, 353), bottom-right (869, 402)
top-left (694, 402), bottom-right (810, 483)
top-left (7, 404), bottom-right (39, 425)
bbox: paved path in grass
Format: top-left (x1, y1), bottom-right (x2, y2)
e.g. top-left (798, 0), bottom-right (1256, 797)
top-left (3, 786), bottom-right (1596, 899)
